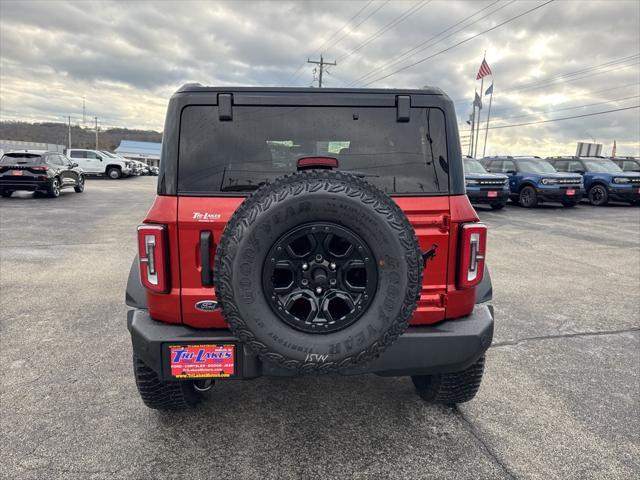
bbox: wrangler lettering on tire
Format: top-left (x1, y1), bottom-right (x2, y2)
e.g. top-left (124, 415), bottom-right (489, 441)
top-left (214, 170), bottom-right (423, 374)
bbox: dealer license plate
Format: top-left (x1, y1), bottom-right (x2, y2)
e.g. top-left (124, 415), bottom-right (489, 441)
top-left (566, 188), bottom-right (576, 196)
top-left (169, 344), bottom-right (235, 378)
top-left (487, 191), bottom-right (498, 198)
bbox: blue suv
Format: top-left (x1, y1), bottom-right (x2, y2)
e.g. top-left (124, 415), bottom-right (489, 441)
top-left (610, 157), bottom-right (640, 173)
top-left (463, 157), bottom-right (509, 209)
top-left (547, 156), bottom-right (640, 206)
top-left (481, 156), bottom-right (584, 208)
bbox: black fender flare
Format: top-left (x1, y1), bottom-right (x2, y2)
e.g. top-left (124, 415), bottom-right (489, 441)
top-left (517, 181), bottom-right (537, 193)
top-left (475, 264), bottom-right (492, 304)
top-left (125, 255), bottom-right (147, 309)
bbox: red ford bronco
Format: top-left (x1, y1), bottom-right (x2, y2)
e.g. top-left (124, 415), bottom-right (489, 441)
top-left (126, 85), bottom-right (494, 409)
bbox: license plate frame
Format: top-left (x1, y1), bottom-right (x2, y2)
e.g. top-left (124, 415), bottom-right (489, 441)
top-left (566, 188), bottom-right (576, 196)
top-left (12, 170), bottom-right (24, 176)
top-left (167, 343), bottom-right (237, 379)
top-left (487, 191), bottom-right (498, 198)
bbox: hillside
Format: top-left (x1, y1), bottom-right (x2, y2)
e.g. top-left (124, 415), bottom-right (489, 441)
top-left (0, 121), bottom-right (162, 151)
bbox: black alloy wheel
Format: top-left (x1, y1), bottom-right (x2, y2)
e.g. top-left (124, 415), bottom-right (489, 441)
top-left (519, 186), bottom-right (538, 208)
top-left (588, 184), bottom-right (608, 206)
top-left (263, 222), bottom-right (378, 334)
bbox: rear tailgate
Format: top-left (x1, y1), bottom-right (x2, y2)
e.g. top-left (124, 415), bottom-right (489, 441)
top-left (178, 195), bottom-right (450, 328)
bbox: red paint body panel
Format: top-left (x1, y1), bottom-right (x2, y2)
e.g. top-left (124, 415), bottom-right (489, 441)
top-left (393, 197), bottom-right (450, 325)
top-left (145, 193), bottom-right (482, 328)
top-left (177, 196), bottom-right (244, 328)
top-left (142, 196), bottom-right (181, 324)
top-left (445, 195), bottom-right (480, 319)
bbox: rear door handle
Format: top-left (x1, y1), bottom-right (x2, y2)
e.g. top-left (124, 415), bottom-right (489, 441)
top-left (200, 231), bottom-right (214, 286)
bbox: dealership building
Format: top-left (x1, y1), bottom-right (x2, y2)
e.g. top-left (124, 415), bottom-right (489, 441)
top-left (115, 140), bottom-right (161, 167)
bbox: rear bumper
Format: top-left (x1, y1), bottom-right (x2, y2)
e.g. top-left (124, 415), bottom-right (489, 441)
top-left (127, 304), bottom-right (494, 380)
top-left (0, 178), bottom-right (50, 191)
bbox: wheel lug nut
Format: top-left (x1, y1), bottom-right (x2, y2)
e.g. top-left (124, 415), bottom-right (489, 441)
top-left (329, 262), bottom-right (336, 270)
top-left (315, 287), bottom-right (323, 294)
top-left (302, 263), bottom-right (308, 270)
top-left (301, 279), bottom-right (309, 286)
top-left (315, 254), bottom-right (323, 262)
top-left (329, 279), bottom-right (336, 285)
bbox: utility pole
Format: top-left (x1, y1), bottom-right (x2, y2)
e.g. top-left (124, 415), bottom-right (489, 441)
top-left (94, 116), bottom-right (99, 150)
top-left (82, 97), bottom-right (86, 126)
top-left (307, 55), bottom-right (336, 88)
top-left (68, 116), bottom-right (71, 149)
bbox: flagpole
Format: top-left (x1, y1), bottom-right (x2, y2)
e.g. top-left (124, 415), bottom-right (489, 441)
top-left (469, 94), bottom-right (476, 157)
top-left (474, 77), bottom-right (484, 158)
top-left (482, 83), bottom-right (493, 158)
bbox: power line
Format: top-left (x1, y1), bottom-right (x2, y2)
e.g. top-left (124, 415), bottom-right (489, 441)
top-left (322, 0), bottom-right (390, 57)
top-left (348, 0), bottom-right (506, 86)
top-left (460, 82), bottom-right (640, 121)
top-left (487, 105), bottom-right (639, 130)
top-left (361, 0), bottom-right (556, 87)
top-left (335, 0), bottom-right (431, 63)
top-left (454, 55), bottom-right (640, 105)
top-left (287, 1), bottom-right (374, 83)
top-left (491, 94), bottom-right (640, 122)
top-left (501, 58), bottom-right (640, 95)
top-left (517, 54), bottom-right (639, 91)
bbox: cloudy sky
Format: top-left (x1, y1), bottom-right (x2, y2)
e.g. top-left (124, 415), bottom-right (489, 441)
top-left (1, 0), bottom-right (639, 156)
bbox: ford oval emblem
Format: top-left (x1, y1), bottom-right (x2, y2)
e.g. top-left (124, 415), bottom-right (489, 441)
top-left (195, 300), bottom-right (218, 312)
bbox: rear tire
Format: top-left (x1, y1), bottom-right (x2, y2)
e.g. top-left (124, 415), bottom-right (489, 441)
top-left (588, 184), bottom-right (609, 206)
top-left (1, 190), bottom-right (13, 198)
top-left (107, 167), bottom-right (121, 179)
top-left (132, 355), bottom-right (203, 410)
top-left (490, 201), bottom-right (506, 210)
top-left (74, 175), bottom-right (85, 193)
top-left (519, 186), bottom-right (538, 208)
top-left (412, 355), bottom-right (485, 405)
top-left (48, 177), bottom-right (61, 198)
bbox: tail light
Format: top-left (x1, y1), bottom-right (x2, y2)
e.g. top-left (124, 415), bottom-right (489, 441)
top-left (31, 166), bottom-right (48, 172)
top-left (457, 223), bottom-right (487, 289)
top-left (137, 224), bottom-right (169, 293)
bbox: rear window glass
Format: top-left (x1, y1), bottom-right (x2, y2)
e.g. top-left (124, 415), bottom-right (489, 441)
top-left (178, 106), bottom-right (449, 195)
top-left (0, 153), bottom-right (43, 165)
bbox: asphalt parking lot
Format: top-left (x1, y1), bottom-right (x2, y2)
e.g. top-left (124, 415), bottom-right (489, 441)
top-left (1, 176), bottom-right (638, 480)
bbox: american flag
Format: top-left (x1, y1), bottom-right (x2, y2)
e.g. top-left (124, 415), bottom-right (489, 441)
top-left (476, 59), bottom-right (492, 80)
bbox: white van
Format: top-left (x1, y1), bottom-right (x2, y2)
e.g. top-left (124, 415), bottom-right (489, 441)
top-left (66, 149), bottom-right (133, 179)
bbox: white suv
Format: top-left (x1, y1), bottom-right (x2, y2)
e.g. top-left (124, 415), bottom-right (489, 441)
top-left (66, 149), bottom-right (133, 179)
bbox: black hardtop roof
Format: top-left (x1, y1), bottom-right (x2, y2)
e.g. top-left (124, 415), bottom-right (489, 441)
top-left (176, 83), bottom-right (446, 96)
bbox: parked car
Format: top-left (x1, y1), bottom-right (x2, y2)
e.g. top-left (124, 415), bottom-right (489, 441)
top-left (137, 161), bottom-right (151, 175)
top-left (128, 160), bottom-right (150, 175)
top-left (463, 157), bottom-right (509, 209)
top-left (67, 148), bottom-right (133, 179)
top-left (0, 150), bottom-right (85, 198)
top-left (547, 156), bottom-right (640, 206)
top-left (126, 84), bottom-right (494, 410)
top-left (481, 156), bottom-right (584, 207)
top-left (610, 156), bottom-right (640, 173)
top-left (101, 151), bottom-right (136, 173)
top-left (149, 166), bottom-right (159, 176)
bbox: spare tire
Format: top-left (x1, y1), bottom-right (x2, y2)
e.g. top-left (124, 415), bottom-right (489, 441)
top-left (214, 170), bottom-right (423, 374)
